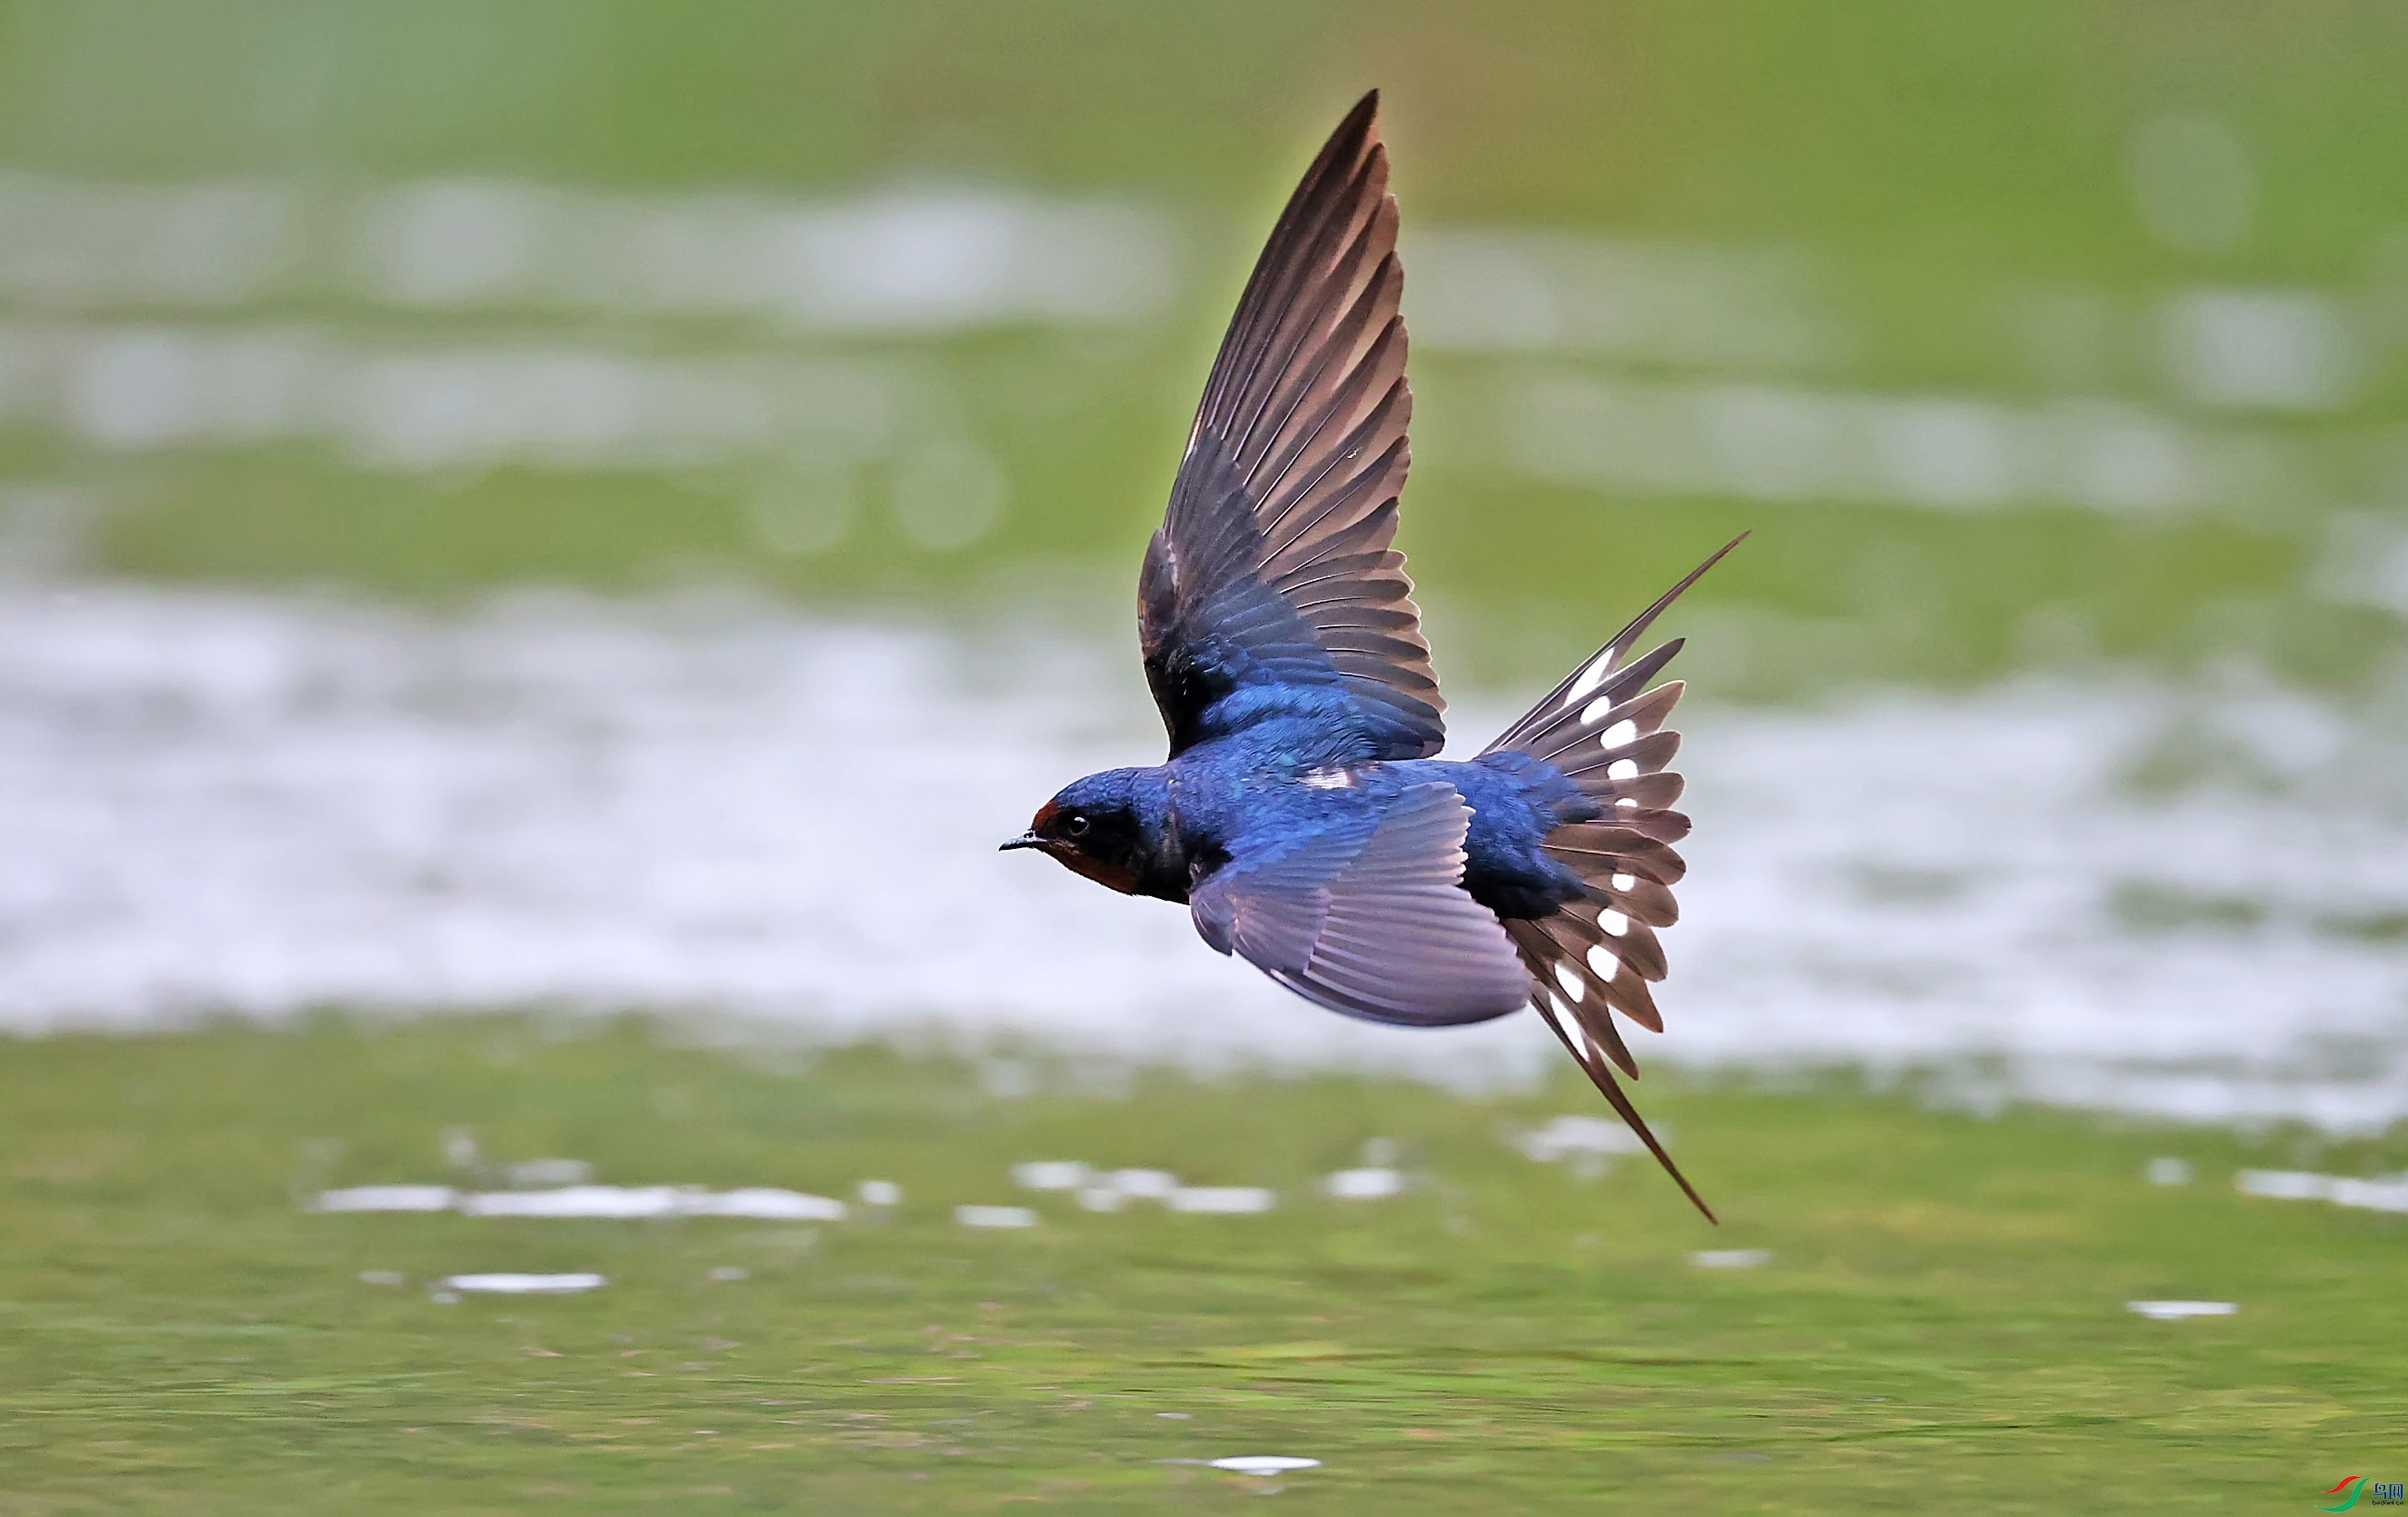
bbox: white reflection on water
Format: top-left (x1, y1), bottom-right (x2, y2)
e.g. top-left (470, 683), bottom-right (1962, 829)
top-left (1406, 229), bottom-right (1827, 371)
top-left (1, 324), bottom-right (902, 472)
top-left (2, 168), bottom-right (2380, 553)
top-left (1508, 374), bottom-right (2314, 516)
top-left (0, 174), bottom-right (1178, 333)
top-left (1, 579), bottom-right (2405, 1130)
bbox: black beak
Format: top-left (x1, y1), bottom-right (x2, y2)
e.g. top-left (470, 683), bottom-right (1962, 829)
top-left (999, 832), bottom-right (1044, 853)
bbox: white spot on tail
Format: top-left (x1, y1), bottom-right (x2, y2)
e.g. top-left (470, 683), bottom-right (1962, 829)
top-left (1563, 645), bottom-right (1624, 709)
top-left (1587, 944), bottom-right (1622, 981)
top-left (1547, 992), bottom-right (1583, 1038)
top-left (1599, 909), bottom-right (1630, 937)
top-left (1593, 718), bottom-right (1639, 748)
top-left (1611, 873), bottom-right (1636, 891)
top-left (1553, 962), bottom-right (1584, 1000)
top-left (1607, 759), bottom-right (1640, 781)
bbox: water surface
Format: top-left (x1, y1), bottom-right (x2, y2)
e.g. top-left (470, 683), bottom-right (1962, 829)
top-left (5, 577), bottom-right (2403, 1131)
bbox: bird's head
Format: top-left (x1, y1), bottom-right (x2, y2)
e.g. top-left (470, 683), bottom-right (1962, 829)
top-left (1002, 769), bottom-right (1160, 896)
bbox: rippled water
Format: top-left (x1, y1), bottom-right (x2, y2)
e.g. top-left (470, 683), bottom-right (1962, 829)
top-left (5, 576), bottom-right (2403, 1131)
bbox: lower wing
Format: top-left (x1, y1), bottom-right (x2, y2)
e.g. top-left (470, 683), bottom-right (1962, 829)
top-left (1189, 783), bottom-right (1529, 1028)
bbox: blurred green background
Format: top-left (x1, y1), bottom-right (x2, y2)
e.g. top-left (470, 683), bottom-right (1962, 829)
top-left (5, 7), bottom-right (2407, 1509)
top-left (6, 0), bottom-right (2405, 693)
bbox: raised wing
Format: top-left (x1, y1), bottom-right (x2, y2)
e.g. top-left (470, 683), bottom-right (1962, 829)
top-left (1191, 783), bottom-right (1528, 1026)
top-left (1138, 90), bottom-right (1443, 761)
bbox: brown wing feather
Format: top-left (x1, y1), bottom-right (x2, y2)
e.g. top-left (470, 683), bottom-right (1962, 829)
top-left (1139, 91), bottom-right (1444, 760)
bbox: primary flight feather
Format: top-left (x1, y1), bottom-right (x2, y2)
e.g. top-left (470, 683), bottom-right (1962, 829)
top-left (1003, 91), bottom-right (1742, 1221)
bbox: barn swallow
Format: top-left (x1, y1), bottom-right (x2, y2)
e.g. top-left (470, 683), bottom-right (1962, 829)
top-left (1004, 91), bottom-right (1742, 1221)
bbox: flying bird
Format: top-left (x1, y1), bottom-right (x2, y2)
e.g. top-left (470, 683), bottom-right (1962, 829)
top-left (1003, 92), bottom-right (1742, 1221)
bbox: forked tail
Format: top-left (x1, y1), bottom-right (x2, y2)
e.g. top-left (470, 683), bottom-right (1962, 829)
top-left (1482, 534), bottom-right (1747, 1222)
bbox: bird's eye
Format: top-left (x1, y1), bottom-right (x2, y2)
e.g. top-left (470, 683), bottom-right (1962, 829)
top-left (1064, 813), bottom-right (1091, 838)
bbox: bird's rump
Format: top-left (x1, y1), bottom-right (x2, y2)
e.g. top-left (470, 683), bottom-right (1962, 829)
top-left (1189, 783), bottom-right (1530, 1027)
top-left (1138, 89), bottom-right (1442, 762)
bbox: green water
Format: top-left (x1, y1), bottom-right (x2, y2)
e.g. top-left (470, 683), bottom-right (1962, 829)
top-left (5, 1), bottom-right (2404, 691)
top-left (1, 1014), bottom-right (2401, 1512)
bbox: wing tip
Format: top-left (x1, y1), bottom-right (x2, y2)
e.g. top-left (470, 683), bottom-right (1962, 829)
top-left (1314, 93), bottom-right (1386, 203)
top-left (1311, 90), bottom-right (1384, 185)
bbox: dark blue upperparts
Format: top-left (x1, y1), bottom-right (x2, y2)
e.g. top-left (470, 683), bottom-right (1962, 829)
top-left (1160, 724), bottom-right (1597, 923)
top-left (1407, 750), bottom-right (1602, 921)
